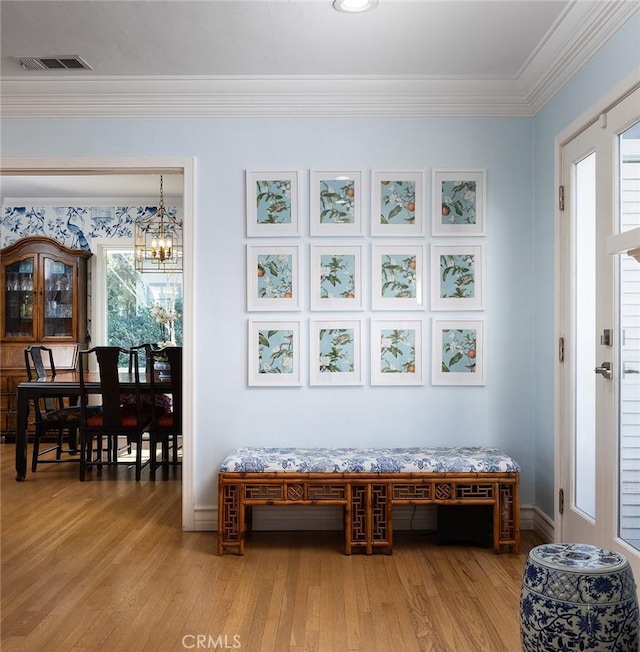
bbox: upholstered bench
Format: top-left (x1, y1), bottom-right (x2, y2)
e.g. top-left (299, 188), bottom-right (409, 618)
top-left (217, 446), bottom-right (521, 555)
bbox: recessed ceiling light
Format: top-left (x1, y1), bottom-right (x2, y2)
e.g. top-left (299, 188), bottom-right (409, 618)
top-left (333, 0), bottom-right (378, 13)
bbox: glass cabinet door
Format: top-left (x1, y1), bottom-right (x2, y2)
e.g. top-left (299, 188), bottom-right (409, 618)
top-left (4, 257), bottom-right (35, 338)
top-left (43, 258), bottom-right (74, 338)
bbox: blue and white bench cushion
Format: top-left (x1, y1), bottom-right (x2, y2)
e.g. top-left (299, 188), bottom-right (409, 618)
top-left (219, 446), bottom-right (521, 474)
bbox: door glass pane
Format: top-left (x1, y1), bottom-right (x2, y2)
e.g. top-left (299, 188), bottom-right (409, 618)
top-left (575, 152), bottom-right (596, 518)
top-left (4, 258), bottom-right (34, 338)
top-left (105, 249), bottom-right (183, 353)
top-left (44, 258), bottom-right (74, 338)
top-left (618, 120), bottom-right (640, 551)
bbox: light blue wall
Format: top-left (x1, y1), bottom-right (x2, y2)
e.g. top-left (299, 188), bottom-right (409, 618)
top-left (532, 10), bottom-right (640, 518)
top-left (1, 116), bottom-right (537, 512)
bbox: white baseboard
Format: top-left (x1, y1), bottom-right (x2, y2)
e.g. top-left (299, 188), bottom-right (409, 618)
top-left (531, 506), bottom-right (555, 542)
top-left (192, 504), bottom-right (551, 535)
top-left (193, 507), bottom-right (215, 531)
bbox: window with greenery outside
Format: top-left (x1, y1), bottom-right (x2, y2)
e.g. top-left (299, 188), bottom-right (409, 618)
top-left (106, 251), bottom-right (183, 356)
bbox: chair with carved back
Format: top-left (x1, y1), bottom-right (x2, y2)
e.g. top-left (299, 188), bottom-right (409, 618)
top-left (25, 345), bottom-right (89, 472)
top-left (147, 346), bottom-right (182, 480)
top-left (127, 343), bottom-right (154, 375)
top-left (78, 346), bottom-right (152, 481)
top-left (119, 342), bottom-right (155, 454)
top-left (124, 342), bottom-right (172, 415)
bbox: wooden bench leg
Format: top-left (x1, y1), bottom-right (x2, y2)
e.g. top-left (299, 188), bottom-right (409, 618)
top-left (499, 482), bottom-right (520, 553)
top-left (492, 483), bottom-right (500, 552)
top-left (344, 484), bottom-right (352, 555)
top-left (218, 482), bottom-right (244, 555)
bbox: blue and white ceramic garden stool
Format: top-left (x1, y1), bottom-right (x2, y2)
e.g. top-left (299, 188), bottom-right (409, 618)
top-left (520, 543), bottom-right (639, 651)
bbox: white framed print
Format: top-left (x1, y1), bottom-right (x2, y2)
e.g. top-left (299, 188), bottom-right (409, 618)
top-left (310, 319), bottom-right (363, 386)
top-left (432, 170), bottom-right (486, 236)
top-left (431, 244), bottom-right (484, 311)
top-left (371, 170), bottom-right (425, 237)
top-left (371, 244), bottom-right (426, 311)
top-left (247, 244), bottom-right (301, 311)
top-left (371, 320), bottom-right (424, 386)
top-left (246, 171), bottom-right (301, 237)
top-left (248, 320), bottom-right (302, 386)
top-left (310, 245), bottom-right (363, 311)
top-left (431, 319), bottom-right (485, 386)
top-left (310, 170), bottom-right (363, 236)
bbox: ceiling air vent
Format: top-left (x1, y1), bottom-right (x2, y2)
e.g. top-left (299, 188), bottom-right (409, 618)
top-left (14, 56), bottom-right (92, 71)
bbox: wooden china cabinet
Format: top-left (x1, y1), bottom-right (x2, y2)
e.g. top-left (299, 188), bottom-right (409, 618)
top-left (0, 236), bottom-right (92, 437)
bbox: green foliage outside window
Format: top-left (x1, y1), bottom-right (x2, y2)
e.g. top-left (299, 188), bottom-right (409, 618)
top-left (106, 251), bottom-right (183, 348)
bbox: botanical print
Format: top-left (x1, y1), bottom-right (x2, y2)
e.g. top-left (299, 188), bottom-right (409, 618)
top-left (310, 319), bottom-right (361, 385)
top-left (431, 244), bottom-right (483, 311)
top-left (372, 245), bottom-right (424, 311)
top-left (248, 245), bottom-right (300, 311)
top-left (258, 329), bottom-right (294, 374)
top-left (380, 328), bottom-right (416, 374)
top-left (378, 179), bottom-right (416, 225)
top-left (320, 254), bottom-right (356, 300)
top-left (311, 246), bottom-right (362, 312)
top-left (440, 180), bottom-right (477, 225)
top-left (246, 171), bottom-right (299, 237)
top-left (318, 328), bottom-right (355, 373)
top-left (1, 203), bottom-right (178, 250)
top-left (257, 254), bottom-right (293, 299)
top-left (440, 254), bottom-right (475, 298)
top-left (380, 254), bottom-right (416, 298)
top-left (255, 179), bottom-right (292, 224)
top-left (441, 328), bottom-right (477, 373)
top-left (318, 179), bottom-right (355, 224)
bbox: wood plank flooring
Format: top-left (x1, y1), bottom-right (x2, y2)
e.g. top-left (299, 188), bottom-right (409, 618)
top-left (1, 443), bottom-right (544, 651)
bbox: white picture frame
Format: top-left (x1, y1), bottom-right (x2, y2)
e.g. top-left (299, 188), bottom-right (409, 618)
top-left (246, 170), bottom-right (301, 237)
top-left (432, 169), bottom-right (486, 236)
top-left (310, 170), bottom-right (363, 236)
top-left (310, 319), bottom-right (363, 386)
top-left (248, 320), bottom-right (302, 386)
top-left (431, 319), bottom-right (485, 386)
top-left (371, 319), bottom-right (424, 386)
top-left (430, 243), bottom-right (484, 311)
top-left (247, 244), bottom-right (301, 311)
top-left (371, 244), bottom-right (426, 311)
top-left (371, 170), bottom-right (425, 237)
top-left (310, 244), bottom-right (364, 311)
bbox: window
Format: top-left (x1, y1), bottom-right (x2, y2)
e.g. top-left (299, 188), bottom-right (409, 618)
top-left (102, 247), bottom-right (183, 349)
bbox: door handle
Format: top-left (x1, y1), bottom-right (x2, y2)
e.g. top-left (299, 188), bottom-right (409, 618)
top-left (595, 362), bottom-right (612, 380)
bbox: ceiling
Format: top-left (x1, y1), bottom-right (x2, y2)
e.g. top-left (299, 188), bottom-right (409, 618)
top-left (2, 0), bottom-right (639, 119)
top-left (3, 0), bottom-right (570, 78)
top-left (1, 0), bottom-right (638, 198)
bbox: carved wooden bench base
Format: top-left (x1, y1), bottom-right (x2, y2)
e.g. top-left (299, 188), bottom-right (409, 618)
top-left (217, 471), bottom-right (520, 555)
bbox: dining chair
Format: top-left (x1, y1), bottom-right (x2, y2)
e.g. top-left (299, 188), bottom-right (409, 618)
top-left (128, 343), bottom-right (154, 375)
top-left (147, 346), bottom-right (182, 480)
top-left (25, 345), bottom-right (89, 472)
top-left (120, 342), bottom-right (154, 452)
top-left (78, 346), bottom-right (152, 481)
top-left (123, 342), bottom-right (172, 414)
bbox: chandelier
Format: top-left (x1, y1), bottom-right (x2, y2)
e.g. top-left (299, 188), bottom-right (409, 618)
top-left (134, 175), bottom-right (183, 273)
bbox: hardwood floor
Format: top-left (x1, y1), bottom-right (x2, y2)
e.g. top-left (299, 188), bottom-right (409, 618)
top-left (1, 443), bottom-right (544, 651)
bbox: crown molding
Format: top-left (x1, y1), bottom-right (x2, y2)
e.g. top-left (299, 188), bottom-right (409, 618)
top-left (0, 75), bottom-right (531, 118)
top-left (1, 1), bottom-right (636, 119)
top-left (519, 0), bottom-right (640, 114)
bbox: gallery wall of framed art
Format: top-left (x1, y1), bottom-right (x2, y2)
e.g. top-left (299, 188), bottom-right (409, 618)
top-left (245, 169), bottom-right (486, 387)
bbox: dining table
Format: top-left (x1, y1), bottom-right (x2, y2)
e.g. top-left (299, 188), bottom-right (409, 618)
top-left (14, 370), bottom-right (171, 481)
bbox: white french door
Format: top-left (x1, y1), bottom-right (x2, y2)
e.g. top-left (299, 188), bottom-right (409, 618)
top-left (559, 85), bottom-right (640, 584)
